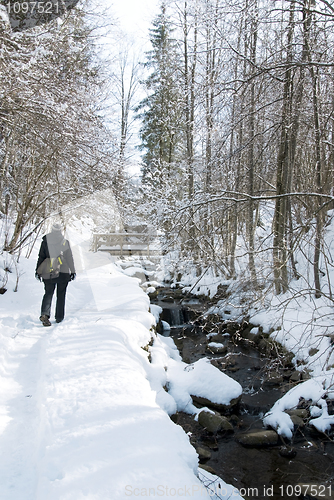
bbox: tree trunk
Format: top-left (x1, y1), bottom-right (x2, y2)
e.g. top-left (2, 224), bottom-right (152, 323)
top-left (183, 1), bottom-right (198, 258)
top-left (301, 0), bottom-right (324, 297)
top-left (273, 1), bottom-right (301, 294)
top-left (246, 0), bottom-right (258, 284)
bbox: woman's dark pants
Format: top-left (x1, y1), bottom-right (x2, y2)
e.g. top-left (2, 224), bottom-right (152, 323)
top-left (41, 274), bottom-right (69, 322)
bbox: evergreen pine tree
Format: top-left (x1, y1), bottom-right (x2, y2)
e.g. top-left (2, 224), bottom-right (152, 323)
top-left (137, 2), bottom-right (183, 186)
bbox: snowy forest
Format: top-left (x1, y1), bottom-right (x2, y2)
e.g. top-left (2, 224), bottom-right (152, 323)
top-left (0, 1), bottom-right (118, 255)
top-left (134, 0), bottom-right (334, 302)
top-left (1, 0), bottom-right (334, 498)
top-left (2, 0), bottom-right (334, 300)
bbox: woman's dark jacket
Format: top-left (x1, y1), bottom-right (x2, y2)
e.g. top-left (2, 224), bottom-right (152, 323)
top-left (36, 231), bottom-right (76, 281)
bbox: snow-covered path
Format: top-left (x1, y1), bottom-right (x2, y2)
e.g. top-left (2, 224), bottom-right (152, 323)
top-left (36, 311), bottom-right (198, 499)
top-left (0, 318), bottom-right (46, 498)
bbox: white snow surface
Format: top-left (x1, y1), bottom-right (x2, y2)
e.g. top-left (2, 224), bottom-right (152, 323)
top-left (150, 339), bottom-right (242, 416)
top-left (166, 358), bottom-right (242, 415)
top-left (263, 377), bottom-right (334, 438)
top-left (0, 225), bottom-right (243, 499)
top-left (208, 342), bottom-right (225, 349)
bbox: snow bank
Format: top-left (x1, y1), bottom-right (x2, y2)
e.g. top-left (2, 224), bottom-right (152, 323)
top-left (263, 376), bottom-right (334, 438)
top-left (149, 336), bottom-right (242, 415)
top-left (166, 358), bottom-right (242, 414)
top-left (249, 281), bottom-right (334, 438)
top-left (231, 211), bottom-right (334, 439)
top-left (36, 311), bottom-right (202, 500)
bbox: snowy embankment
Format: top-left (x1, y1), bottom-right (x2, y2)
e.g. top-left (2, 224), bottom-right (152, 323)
top-left (0, 225), bottom-right (242, 500)
top-left (249, 296), bottom-right (334, 438)
top-left (248, 215), bottom-right (334, 439)
top-left (200, 209), bottom-right (334, 440)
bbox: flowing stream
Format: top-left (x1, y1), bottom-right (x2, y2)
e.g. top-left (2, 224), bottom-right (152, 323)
top-left (152, 292), bottom-right (334, 500)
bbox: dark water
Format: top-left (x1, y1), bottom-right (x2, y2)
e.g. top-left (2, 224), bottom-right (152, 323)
top-left (154, 300), bottom-right (334, 500)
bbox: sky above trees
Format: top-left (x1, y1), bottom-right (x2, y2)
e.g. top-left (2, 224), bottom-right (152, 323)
top-left (111, 0), bottom-right (159, 40)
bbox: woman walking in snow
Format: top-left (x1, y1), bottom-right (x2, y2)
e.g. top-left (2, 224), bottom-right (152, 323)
top-left (35, 223), bottom-right (76, 327)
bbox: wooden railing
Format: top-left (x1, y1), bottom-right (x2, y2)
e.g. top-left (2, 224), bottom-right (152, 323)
top-left (92, 232), bottom-right (157, 256)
